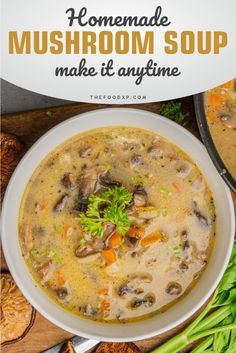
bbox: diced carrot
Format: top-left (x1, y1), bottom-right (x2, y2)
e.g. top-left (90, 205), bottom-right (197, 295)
top-left (98, 288), bottom-right (109, 295)
top-left (137, 206), bottom-right (157, 211)
top-left (220, 80), bottom-right (232, 89)
top-left (172, 182), bottom-right (182, 193)
top-left (101, 299), bottom-right (110, 317)
top-left (102, 248), bottom-right (117, 265)
top-left (126, 227), bottom-right (144, 238)
top-left (108, 231), bottom-right (122, 248)
top-left (210, 94), bottom-right (222, 109)
top-left (56, 269), bottom-right (65, 286)
top-left (140, 232), bottom-right (161, 247)
top-left (206, 111), bottom-right (217, 122)
top-left (102, 299), bottom-right (110, 309)
top-left (41, 199), bottom-right (48, 210)
top-left (63, 225), bottom-right (73, 238)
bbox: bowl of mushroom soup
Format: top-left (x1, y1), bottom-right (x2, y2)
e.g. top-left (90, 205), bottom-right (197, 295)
top-left (1, 108), bottom-right (234, 341)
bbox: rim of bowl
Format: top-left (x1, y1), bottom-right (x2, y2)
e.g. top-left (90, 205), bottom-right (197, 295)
top-left (1, 107), bottom-right (235, 342)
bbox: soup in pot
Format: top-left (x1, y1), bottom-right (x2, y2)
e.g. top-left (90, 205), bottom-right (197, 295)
top-left (19, 127), bottom-right (215, 323)
top-left (204, 79), bottom-right (236, 179)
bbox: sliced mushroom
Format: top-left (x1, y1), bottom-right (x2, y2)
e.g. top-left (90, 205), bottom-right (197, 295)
top-left (219, 113), bottom-right (236, 129)
top-left (130, 298), bottom-right (145, 308)
top-left (166, 282), bottom-right (182, 295)
top-left (75, 237), bottom-right (105, 258)
top-left (79, 147), bottom-right (92, 158)
top-left (56, 287), bottom-right (68, 300)
top-left (61, 173), bottom-right (78, 190)
top-left (74, 198), bottom-right (89, 213)
top-left (181, 230), bottom-right (190, 250)
top-left (83, 304), bottom-right (97, 317)
top-left (92, 237), bottom-right (105, 251)
top-left (79, 166), bottom-right (109, 198)
top-left (130, 293), bottom-right (155, 309)
top-left (55, 283), bottom-right (71, 303)
top-left (76, 253), bottom-right (101, 264)
top-left (75, 243), bottom-right (97, 257)
top-left (134, 288), bottom-right (145, 295)
top-left (118, 284), bottom-right (134, 297)
top-left (128, 273), bottom-right (153, 284)
top-left (193, 209), bottom-right (210, 227)
top-left (147, 146), bottom-right (163, 158)
top-left (99, 172), bottom-right (121, 188)
top-left (143, 293), bottom-right (156, 306)
top-left (124, 236), bottom-right (140, 249)
top-left (179, 262), bottom-right (189, 272)
top-left (75, 168), bottom-right (120, 214)
top-left (102, 222), bottom-right (116, 241)
top-left (54, 193), bottom-right (69, 212)
top-left (131, 155), bottom-right (141, 166)
top-left (191, 176), bottom-right (205, 192)
top-left (138, 207), bottom-right (159, 219)
top-left (36, 259), bottom-right (56, 284)
top-left (133, 185), bottom-right (147, 207)
top-left (176, 161), bottom-right (193, 178)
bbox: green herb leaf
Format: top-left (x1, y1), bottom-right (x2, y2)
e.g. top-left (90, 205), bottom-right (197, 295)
top-left (106, 134), bottom-right (113, 141)
top-left (130, 175), bottom-right (144, 185)
top-left (160, 101), bottom-right (189, 126)
top-left (56, 224), bottom-right (62, 235)
top-left (159, 185), bottom-right (171, 195)
top-left (173, 246), bottom-right (181, 256)
top-left (79, 186), bottom-right (132, 237)
top-left (104, 204), bottom-right (130, 235)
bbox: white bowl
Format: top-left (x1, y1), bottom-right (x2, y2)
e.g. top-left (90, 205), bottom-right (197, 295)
top-left (1, 108), bottom-right (235, 342)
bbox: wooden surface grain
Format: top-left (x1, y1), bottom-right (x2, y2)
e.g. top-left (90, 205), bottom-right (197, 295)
top-left (1, 99), bottom-right (234, 353)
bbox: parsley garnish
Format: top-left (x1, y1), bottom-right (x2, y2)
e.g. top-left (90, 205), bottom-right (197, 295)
top-left (160, 101), bottom-right (189, 126)
top-left (79, 186), bottom-right (133, 237)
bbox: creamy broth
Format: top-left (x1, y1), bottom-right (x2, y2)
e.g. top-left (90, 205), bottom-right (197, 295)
top-left (19, 127), bottom-right (215, 323)
top-left (204, 79), bottom-right (236, 179)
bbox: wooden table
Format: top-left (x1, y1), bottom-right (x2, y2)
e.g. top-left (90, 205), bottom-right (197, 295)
top-left (1, 99), bottom-right (235, 353)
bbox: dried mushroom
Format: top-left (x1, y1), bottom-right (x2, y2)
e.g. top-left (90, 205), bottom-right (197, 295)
top-left (0, 132), bottom-right (25, 204)
top-left (0, 273), bottom-right (35, 346)
top-left (95, 342), bottom-right (140, 353)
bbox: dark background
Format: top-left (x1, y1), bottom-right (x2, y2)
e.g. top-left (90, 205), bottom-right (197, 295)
top-left (1, 79), bottom-right (73, 114)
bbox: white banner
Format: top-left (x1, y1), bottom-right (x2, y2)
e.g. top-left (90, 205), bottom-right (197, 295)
top-left (1, 0), bottom-right (236, 103)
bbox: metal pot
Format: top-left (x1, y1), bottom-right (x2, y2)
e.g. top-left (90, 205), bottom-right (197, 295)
top-left (194, 94), bottom-right (236, 193)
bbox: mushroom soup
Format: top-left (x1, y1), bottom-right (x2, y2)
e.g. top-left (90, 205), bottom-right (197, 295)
top-left (19, 127), bottom-right (215, 323)
top-left (204, 79), bottom-right (236, 179)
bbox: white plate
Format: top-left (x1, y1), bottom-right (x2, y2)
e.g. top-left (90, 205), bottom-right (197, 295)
top-left (1, 108), bottom-right (235, 341)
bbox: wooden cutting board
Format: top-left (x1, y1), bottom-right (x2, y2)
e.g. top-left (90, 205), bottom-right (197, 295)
top-left (1, 99), bottom-right (235, 353)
